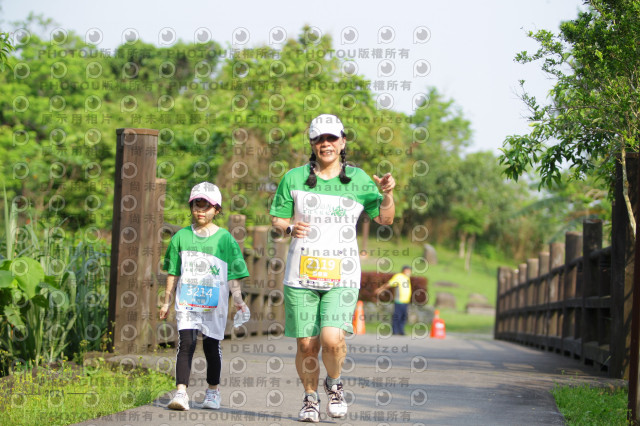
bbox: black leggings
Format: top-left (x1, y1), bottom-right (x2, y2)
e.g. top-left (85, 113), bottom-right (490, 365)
top-left (175, 329), bottom-right (222, 387)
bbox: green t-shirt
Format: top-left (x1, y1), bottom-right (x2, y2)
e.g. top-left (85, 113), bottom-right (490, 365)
top-left (164, 226), bottom-right (249, 312)
top-left (269, 164), bottom-right (383, 289)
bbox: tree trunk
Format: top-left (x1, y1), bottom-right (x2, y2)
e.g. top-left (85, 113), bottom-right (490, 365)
top-left (464, 234), bottom-right (476, 272)
top-left (458, 232), bottom-right (467, 259)
top-left (621, 146), bottom-right (637, 240)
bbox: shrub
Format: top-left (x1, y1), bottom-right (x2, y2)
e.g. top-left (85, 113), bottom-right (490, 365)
top-left (360, 271), bottom-right (428, 305)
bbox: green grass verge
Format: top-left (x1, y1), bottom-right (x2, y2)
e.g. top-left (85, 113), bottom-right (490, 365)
top-left (429, 309), bottom-right (494, 334)
top-left (552, 384), bottom-right (628, 425)
top-left (364, 310), bottom-right (494, 336)
top-left (0, 359), bottom-right (174, 426)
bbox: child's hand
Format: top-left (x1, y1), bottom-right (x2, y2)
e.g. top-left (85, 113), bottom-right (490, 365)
top-left (233, 302), bottom-right (251, 328)
top-left (159, 303), bottom-right (170, 319)
top-left (235, 300), bottom-right (249, 312)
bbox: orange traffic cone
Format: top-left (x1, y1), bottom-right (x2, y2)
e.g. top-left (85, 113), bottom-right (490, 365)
top-left (430, 310), bottom-right (446, 339)
top-left (352, 300), bottom-right (365, 334)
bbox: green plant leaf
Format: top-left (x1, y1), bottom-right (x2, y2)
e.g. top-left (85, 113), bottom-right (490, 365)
top-left (31, 294), bottom-right (48, 309)
top-left (11, 257), bottom-right (44, 299)
top-left (44, 274), bottom-right (60, 289)
top-left (4, 305), bottom-right (25, 329)
top-left (0, 270), bottom-right (14, 288)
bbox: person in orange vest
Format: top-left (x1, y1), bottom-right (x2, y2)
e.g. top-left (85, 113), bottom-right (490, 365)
top-left (374, 266), bottom-right (412, 335)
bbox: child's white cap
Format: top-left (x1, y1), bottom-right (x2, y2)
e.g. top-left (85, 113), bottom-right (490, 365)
top-left (189, 182), bottom-right (222, 207)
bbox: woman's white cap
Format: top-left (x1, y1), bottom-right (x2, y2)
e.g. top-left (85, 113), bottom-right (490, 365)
top-left (189, 182), bottom-right (222, 206)
top-left (309, 114), bottom-right (344, 139)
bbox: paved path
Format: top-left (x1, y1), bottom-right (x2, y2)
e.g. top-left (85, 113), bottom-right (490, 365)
top-left (75, 332), bottom-right (623, 425)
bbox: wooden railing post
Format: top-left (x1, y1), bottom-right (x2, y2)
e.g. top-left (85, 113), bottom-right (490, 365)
top-left (510, 269), bottom-right (518, 336)
top-left (495, 267), bottom-right (511, 337)
top-left (526, 258), bottom-right (539, 338)
top-left (269, 236), bottom-right (287, 326)
top-left (548, 242), bottom-right (565, 351)
top-left (582, 220), bottom-right (602, 363)
top-left (518, 263), bottom-right (527, 337)
top-left (562, 232), bottom-right (582, 357)
top-left (249, 226), bottom-right (269, 334)
top-left (537, 252), bottom-right (550, 344)
top-left (629, 153), bottom-right (640, 421)
top-left (612, 155), bottom-right (638, 379)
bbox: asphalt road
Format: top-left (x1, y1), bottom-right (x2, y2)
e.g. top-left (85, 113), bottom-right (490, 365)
top-left (74, 331), bottom-right (623, 425)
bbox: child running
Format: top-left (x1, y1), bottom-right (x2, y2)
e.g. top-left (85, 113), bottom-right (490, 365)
top-left (159, 182), bottom-right (250, 410)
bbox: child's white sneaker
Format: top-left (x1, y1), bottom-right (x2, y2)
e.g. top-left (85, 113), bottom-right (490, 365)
top-left (202, 388), bottom-right (221, 409)
top-left (168, 390), bottom-right (189, 411)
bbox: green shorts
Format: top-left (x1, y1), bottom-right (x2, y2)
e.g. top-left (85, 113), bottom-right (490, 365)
top-left (284, 286), bottom-right (359, 338)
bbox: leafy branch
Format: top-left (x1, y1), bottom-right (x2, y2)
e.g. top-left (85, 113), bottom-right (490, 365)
top-left (500, 0), bottom-right (640, 236)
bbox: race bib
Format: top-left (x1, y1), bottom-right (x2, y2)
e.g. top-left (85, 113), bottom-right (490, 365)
top-left (178, 277), bottom-right (220, 311)
top-left (300, 255), bottom-right (342, 284)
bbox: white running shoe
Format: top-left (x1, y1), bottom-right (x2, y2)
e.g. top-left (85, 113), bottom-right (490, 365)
top-left (324, 381), bottom-right (347, 418)
top-left (298, 393), bottom-right (320, 423)
top-left (202, 388), bottom-right (221, 409)
top-left (168, 390), bottom-right (189, 411)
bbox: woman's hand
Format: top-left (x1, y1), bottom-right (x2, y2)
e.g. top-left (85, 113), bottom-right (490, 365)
top-left (373, 173), bottom-right (396, 225)
top-left (373, 173), bottom-right (396, 194)
top-left (290, 221), bottom-right (311, 238)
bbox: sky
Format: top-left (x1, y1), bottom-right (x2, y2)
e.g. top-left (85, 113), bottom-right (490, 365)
top-left (2, 0), bottom-right (586, 153)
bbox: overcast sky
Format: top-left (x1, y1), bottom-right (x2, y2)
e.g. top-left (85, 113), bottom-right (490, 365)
top-left (3, 0), bottom-right (586, 153)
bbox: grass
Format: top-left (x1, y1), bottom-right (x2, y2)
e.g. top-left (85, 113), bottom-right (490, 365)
top-left (429, 309), bottom-right (494, 334)
top-left (360, 235), bottom-right (502, 333)
top-left (552, 383), bottom-right (628, 425)
top-left (0, 358), bottom-right (174, 426)
top-left (364, 309), bottom-right (495, 335)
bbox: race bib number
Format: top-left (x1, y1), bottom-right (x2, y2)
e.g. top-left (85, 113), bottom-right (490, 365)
top-left (300, 255), bottom-right (342, 285)
top-left (178, 277), bottom-right (220, 311)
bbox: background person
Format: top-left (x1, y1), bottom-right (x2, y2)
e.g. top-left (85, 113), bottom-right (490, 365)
top-left (374, 265), bottom-right (412, 335)
top-left (270, 114), bottom-right (396, 422)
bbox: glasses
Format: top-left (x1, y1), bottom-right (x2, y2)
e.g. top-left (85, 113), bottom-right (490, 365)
top-left (310, 134), bottom-right (341, 144)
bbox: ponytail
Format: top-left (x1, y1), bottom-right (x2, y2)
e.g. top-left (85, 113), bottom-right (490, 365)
top-left (339, 148), bottom-right (351, 184)
top-left (305, 153), bottom-right (318, 188)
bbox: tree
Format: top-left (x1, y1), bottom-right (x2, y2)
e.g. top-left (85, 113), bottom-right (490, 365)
top-left (499, 0), bottom-right (640, 235)
top-left (0, 31), bottom-right (14, 72)
top-left (405, 88), bottom-right (473, 241)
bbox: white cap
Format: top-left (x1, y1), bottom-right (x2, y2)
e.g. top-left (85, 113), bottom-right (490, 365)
top-left (308, 114), bottom-right (344, 139)
top-left (189, 182), bottom-right (222, 207)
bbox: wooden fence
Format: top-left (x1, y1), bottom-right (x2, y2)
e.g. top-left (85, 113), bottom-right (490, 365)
top-left (495, 221), bottom-right (614, 371)
top-left (495, 157), bottom-right (638, 379)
